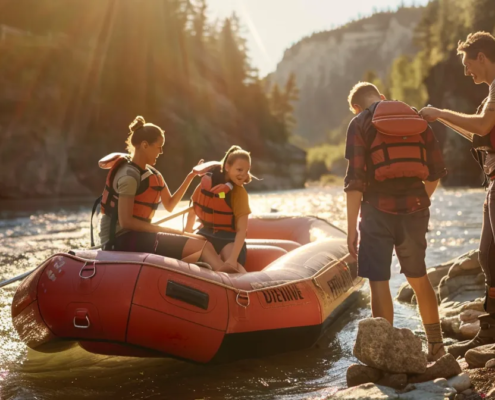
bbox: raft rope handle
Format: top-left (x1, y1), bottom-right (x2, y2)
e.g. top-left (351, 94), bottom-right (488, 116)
top-left (32, 253), bottom-right (353, 297)
top-left (79, 262), bottom-right (97, 279)
top-left (235, 291), bottom-right (250, 308)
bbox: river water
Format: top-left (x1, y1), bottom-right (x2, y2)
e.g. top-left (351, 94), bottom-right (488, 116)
top-left (0, 187), bottom-right (486, 399)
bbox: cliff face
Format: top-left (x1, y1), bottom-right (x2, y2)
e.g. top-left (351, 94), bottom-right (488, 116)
top-left (0, 103), bottom-right (306, 200)
top-left (270, 8), bottom-right (423, 144)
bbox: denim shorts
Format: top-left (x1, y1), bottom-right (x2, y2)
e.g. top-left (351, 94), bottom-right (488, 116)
top-left (358, 202), bottom-right (429, 281)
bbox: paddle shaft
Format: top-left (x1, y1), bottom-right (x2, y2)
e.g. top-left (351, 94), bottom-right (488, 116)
top-left (0, 206), bottom-right (194, 289)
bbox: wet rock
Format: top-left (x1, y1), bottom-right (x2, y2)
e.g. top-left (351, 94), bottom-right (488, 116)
top-left (408, 354), bottom-right (461, 383)
top-left (465, 344), bottom-right (495, 368)
top-left (447, 251), bottom-right (481, 277)
top-left (459, 321), bottom-right (480, 340)
top-left (428, 263), bottom-right (454, 287)
top-left (376, 373), bottom-right (407, 390)
top-left (442, 316), bottom-right (462, 337)
top-left (454, 394), bottom-right (465, 400)
top-left (400, 378), bottom-right (457, 400)
top-left (346, 364), bottom-right (383, 387)
top-left (353, 318), bottom-right (427, 374)
top-left (447, 372), bottom-right (471, 393)
top-left (332, 383), bottom-right (398, 399)
top-left (461, 389), bottom-right (473, 396)
top-left (486, 359), bottom-right (495, 368)
top-left (459, 310), bottom-right (485, 323)
top-left (439, 275), bottom-right (483, 302)
top-left (397, 282), bottom-right (414, 303)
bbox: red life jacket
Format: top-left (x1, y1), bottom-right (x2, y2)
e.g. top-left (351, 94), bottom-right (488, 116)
top-left (91, 153), bottom-right (165, 246)
top-left (369, 101), bottom-right (430, 182)
top-left (192, 167), bottom-right (236, 232)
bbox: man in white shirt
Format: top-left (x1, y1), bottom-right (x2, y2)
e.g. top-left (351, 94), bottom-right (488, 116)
top-left (420, 32), bottom-right (495, 361)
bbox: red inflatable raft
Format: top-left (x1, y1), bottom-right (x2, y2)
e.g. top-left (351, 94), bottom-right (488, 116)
top-left (11, 215), bottom-right (364, 363)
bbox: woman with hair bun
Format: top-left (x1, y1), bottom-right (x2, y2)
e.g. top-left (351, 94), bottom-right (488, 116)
top-left (96, 116), bottom-right (227, 270)
top-left (186, 145), bottom-right (254, 273)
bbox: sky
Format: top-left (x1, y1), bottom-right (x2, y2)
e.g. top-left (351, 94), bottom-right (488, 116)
top-left (206, 0), bottom-right (430, 76)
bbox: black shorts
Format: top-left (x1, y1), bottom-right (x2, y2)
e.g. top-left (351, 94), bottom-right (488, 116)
top-left (111, 231), bottom-right (188, 260)
top-left (197, 228), bottom-right (247, 266)
top-left (358, 202), bottom-right (429, 281)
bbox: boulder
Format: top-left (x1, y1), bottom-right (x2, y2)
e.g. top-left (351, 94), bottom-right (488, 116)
top-left (408, 354), bottom-right (461, 384)
top-left (400, 379), bottom-right (457, 400)
top-left (353, 318), bottom-right (427, 374)
top-left (459, 321), bottom-right (480, 340)
top-left (465, 344), bottom-right (495, 368)
top-left (346, 364), bottom-right (383, 388)
top-left (396, 282), bottom-right (415, 303)
top-left (376, 373), bottom-right (408, 390)
top-left (447, 372), bottom-right (471, 393)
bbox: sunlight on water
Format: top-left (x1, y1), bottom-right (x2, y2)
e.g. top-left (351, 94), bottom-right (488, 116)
top-left (0, 187), bottom-right (486, 399)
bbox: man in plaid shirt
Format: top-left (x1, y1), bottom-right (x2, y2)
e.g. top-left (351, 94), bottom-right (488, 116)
top-left (344, 82), bottom-right (447, 361)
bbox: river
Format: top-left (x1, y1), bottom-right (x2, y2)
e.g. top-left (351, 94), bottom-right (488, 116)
top-left (0, 187), bottom-right (486, 399)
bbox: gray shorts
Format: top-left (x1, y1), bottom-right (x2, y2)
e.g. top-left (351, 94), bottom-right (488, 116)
top-left (358, 202), bottom-right (429, 281)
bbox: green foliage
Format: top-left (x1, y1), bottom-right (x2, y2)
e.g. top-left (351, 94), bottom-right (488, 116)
top-left (268, 72), bottom-right (300, 140)
top-left (306, 143), bottom-right (346, 180)
top-left (0, 0), bottom-right (299, 191)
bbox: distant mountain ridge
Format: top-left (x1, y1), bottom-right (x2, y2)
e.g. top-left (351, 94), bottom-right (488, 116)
top-left (270, 7), bottom-right (424, 145)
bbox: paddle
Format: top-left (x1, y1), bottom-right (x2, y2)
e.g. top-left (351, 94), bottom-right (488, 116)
top-left (0, 206), bottom-right (194, 289)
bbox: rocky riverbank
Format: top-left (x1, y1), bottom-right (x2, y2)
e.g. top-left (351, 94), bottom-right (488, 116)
top-left (395, 250), bottom-right (495, 399)
top-left (307, 251), bottom-right (495, 399)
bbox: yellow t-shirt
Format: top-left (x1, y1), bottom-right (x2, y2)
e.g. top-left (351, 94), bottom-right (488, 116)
top-left (230, 185), bottom-right (251, 226)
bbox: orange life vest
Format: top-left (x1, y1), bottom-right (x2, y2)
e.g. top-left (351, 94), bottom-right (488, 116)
top-left (90, 153), bottom-right (165, 246)
top-left (192, 167), bottom-right (236, 232)
top-left (368, 101), bottom-right (430, 182)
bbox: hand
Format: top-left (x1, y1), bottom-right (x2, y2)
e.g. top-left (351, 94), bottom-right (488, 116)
top-left (419, 107), bottom-right (442, 122)
top-left (347, 229), bottom-right (359, 260)
top-left (223, 258), bottom-right (239, 273)
top-left (190, 159), bottom-right (205, 176)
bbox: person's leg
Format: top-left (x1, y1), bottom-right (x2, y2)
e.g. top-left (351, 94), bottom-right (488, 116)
top-left (396, 208), bottom-right (445, 361)
top-left (220, 243), bottom-right (247, 273)
top-left (154, 232), bottom-right (229, 272)
top-left (369, 280), bottom-right (394, 324)
top-left (406, 274), bottom-right (445, 361)
top-left (449, 185), bottom-right (495, 358)
top-left (358, 203), bottom-right (395, 324)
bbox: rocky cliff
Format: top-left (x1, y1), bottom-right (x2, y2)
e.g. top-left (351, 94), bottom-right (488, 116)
top-left (270, 7), bottom-right (423, 144)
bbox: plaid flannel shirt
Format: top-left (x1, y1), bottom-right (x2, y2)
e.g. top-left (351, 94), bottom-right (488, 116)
top-left (344, 102), bottom-right (447, 214)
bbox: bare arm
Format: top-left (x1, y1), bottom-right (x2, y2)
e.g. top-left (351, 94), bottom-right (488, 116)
top-left (438, 108), bottom-right (495, 136)
top-left (161, 172), bottom-right (196, 212)
top-left (184, 208), bottom-right (196, 233)
top-left (346, 190), bottom-right (363, 259)
top-left (161, 160), bottom-right (204, 212)
top-left (225, 215), bottom-right (248, 267)
top-left (424, 179), bottom-right (439, 198)
top-left (421, 105), bottom-right (495, 137)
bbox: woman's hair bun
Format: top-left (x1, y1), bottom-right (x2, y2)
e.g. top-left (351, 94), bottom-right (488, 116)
top-left (129, 116), bottom-right (146, 133)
